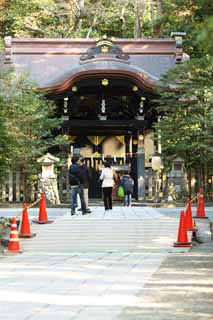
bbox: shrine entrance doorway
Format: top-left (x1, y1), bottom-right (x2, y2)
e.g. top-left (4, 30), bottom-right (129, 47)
top-left (50, 75), bottom-right (157, 200)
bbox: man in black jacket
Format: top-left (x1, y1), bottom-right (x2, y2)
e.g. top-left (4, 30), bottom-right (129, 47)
top-left (69, 156), bottom-right (87, 215)
top-left (79, 157), bottom-right (92, 213)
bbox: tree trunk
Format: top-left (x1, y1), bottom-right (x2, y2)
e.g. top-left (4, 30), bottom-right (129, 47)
top-left (65, 0), bottom-right (85, 35)
top-left (187, 167), bottom-right (192, 199)
top-left (23, 171), bottom-right (28, 202)
top-left (153, 0), bottom-right (162, 37)
top-left (203, 160), bottom-right (208, 198)
top-left (196, 163), bottom-right (202, 193)
top-left (134, 0), bottom-right (147, 38)
top-left (0, 0), bottom-right (8, 37)
top-left (157, 0), bottom-right (162, 16)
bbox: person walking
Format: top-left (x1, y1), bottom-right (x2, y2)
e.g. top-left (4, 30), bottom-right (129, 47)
top-left (79, 157), bottom-right (92, 213)
top-left (121, 172), bottom-right (134, 207)
top-left (69, 156), bottom-right (87, 215)
top-left (99, 161), bottom-right (117, 212)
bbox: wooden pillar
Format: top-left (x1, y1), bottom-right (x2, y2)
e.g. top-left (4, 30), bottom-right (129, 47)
top-left (30, 184), bottom-right (35, 202)
top-left (8, 172), bottom-right (13, 202)
top-left (131, 131), bottom-right (146, 200)
top-left (16, 171), bottom-right (21, 202)
top-left (131, 132), bottom-right (138, 199)
top-left (148, 168), bottom-right (153, 199)
top-left (137, 133), bottom-right (145, 200)
top-left (124, 134), bottom-right (131, 165)
top-left (2, 184), bottom-right (7, 202)
top-left (125, 135), bottom-right (130, 154)
top-left (66, 168), bottom-right (70, 203)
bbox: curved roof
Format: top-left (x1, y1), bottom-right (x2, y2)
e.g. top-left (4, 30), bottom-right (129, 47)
top-left (42, 59), bottom-right (159, 93)
top-left (4, 35), bottom-right (186, 93)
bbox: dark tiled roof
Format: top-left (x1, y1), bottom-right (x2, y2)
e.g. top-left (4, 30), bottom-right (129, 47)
top-left (3, 36), bottom-right (186, 92)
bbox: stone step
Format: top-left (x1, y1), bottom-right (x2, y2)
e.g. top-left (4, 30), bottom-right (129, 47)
top-left (20, 208), bottom-right (182, 252)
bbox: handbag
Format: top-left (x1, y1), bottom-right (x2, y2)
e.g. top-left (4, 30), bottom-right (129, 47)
top-left (117, 185), bottom-right (124, 197)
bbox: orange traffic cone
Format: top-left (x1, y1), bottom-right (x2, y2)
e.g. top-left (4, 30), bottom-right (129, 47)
top-left (3, 217), bottom-right (22, 254)
top-left (174, 210), bottom-right (192, 248)
top-left (19, 203), bottom-right (36, 238)
top-left (185, 199), bottom-right (196, 231)
top-left (196, 188), bottom-right (207, 218)
top-left (33, 192), bottom-right (54, 224)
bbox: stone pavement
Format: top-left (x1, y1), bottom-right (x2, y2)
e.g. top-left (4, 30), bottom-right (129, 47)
top-left (119, 241), bottom-right (213, 320)
top-left (0, 206), bottom-right (212, 319)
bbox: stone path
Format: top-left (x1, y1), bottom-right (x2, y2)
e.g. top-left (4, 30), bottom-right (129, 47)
top-left (0, 206), bottom-right (192, 320)
top-left (119, 241), bottom-right (213, 320)
top-left (21, 206), bottom-right (184, 253)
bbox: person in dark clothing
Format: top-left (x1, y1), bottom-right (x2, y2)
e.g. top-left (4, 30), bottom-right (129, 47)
top-left (121, 173), bottom-right (134, 207)
top-left (69, 156), bottom-right (87, 215)
top-left (79, 157), bottom-right (92, 213)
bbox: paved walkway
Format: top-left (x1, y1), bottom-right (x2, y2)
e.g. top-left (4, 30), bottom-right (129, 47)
top-left (0, 206), bottom-right (212, 319)
top-left (20, 206), bottom-right (186, 253)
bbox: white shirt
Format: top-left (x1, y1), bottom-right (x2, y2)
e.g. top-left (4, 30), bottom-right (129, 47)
top-left (100, 168), bottom-right (114, 188)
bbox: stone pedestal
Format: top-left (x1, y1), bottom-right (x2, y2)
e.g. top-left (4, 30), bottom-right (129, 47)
top-left (37, 153), bottom-right (60, 205)
top-left (38, 176), bottom-right (60, 205)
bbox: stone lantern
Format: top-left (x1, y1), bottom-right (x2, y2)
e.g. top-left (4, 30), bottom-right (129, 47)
top-left (37, 153), bottom-right (60, 204)
top-left (166, 156), bottom-right (188, 202)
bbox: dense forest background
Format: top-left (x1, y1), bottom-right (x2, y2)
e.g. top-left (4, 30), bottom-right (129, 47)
top-left (0, 0), bottom-right (212, 57)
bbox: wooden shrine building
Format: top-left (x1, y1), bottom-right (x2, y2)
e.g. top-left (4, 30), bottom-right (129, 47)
top-left (2, 33), bottom-right (187, 202)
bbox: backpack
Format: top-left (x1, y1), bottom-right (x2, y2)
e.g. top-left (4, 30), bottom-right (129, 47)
top-left (122, 176), bottom-right (133, 193)
top-left (69, 165), bottom-right (80, 185)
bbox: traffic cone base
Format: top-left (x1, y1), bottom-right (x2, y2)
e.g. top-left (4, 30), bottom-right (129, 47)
top-left (173, 241), bottom-right (192, 248)
top-left (173, 210), bottom-right (192, 248)
top-left (19, 232), bottom-right (36, 238)
top-left (3, 248), bottom-right (22, 254)
top-left (193, 215), bottom-right (208, 219)
top-left (32, 219), bottom-right (54, 224)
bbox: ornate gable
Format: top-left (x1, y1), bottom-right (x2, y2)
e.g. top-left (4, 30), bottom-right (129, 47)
top-left (80, 36), bottom-right (129, 62)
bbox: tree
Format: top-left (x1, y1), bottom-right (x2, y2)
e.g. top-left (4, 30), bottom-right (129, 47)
top-left (0, 62), bottom-right (65, 200)
top-left (153, 0), bottom-right (213, 57)
top-left (154, 56), bottom-right (213, 197)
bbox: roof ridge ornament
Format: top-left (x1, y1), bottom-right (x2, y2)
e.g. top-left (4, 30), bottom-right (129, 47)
top-left (80, 36), bottom-right (129, 62)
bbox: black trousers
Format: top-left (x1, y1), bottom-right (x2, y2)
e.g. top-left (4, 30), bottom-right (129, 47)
top-left (102, 187), bottom-right (113, 210)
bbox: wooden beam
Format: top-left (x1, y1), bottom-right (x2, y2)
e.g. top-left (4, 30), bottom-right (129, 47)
top-left (63, 119), bottom-right (146, 128)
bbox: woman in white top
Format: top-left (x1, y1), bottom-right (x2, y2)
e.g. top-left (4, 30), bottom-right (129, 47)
top-left (100, 162), bottom-right (117, 211)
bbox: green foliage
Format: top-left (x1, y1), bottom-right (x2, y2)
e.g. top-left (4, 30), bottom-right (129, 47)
top-left (156, 0), bottom-right (213, 57)
top-left (197, 17), bottom-right (213, 55)
top-left (154, 56), bottom-right (213, 175)
top-left (81, 0), bottom-right (135, 38)
top-left (0, 0), bottom-right (212, 45)
top-left (0, 62), bottom-right (64, 182)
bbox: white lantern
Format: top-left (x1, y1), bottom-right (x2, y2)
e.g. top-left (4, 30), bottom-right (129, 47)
top-left (151, 154), bottom-right (161, 171)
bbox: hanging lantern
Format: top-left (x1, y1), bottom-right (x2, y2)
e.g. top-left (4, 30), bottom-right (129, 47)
top-left (132, 85), bottom-right (138, 92)
top-left (71, 86), bottom-right (77, 92)
top-left (101, 79), bottom-right (109, 86)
